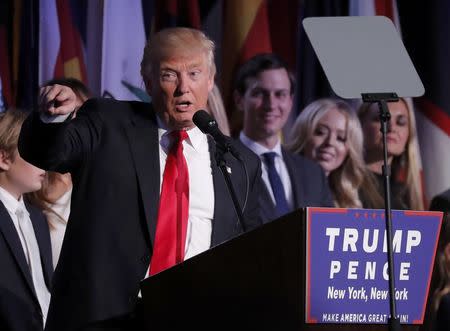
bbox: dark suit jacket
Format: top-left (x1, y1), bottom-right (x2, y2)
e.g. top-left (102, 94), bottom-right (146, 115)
top-left (0, 200), bottom-right (53, 331)
top-left (19, 99), bottom-right (262, 331)
top-left (430, 189), bottom-right (450, 213)
top-left (259, 148), bottom-right (334, 223)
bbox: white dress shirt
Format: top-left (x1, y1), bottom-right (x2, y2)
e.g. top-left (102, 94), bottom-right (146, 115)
top-left (0, 186), bottom-right (51, 325)
top-left (239, 132), bottom-right (294, 209)
top-left (142, 118), bottom-right (215, 280)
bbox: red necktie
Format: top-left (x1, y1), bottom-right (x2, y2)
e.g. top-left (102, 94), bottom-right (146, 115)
top-left (149, 130), bottom-right (189, 275)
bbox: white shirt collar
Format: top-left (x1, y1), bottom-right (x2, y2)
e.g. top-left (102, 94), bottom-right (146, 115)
top-left (239, 132), bottom-right (283, 158)
top-left (156, 115), bottom-right (206, 153)
top-left (0, 186), bottom-right (27, 215)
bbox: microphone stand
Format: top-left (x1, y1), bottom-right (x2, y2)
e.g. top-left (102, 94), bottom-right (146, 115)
top-left (192, 110), bottom-right (248, 232)
top-left (362, 92), bottom-right (400, 331)
top-left (214, 146), bottom-right (247, 232)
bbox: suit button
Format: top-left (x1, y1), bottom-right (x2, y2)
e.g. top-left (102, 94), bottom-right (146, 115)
top-left (141, 255), bottom-right (150, 264)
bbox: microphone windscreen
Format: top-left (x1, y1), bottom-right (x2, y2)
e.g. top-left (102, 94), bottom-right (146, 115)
top-left (192, 110), bottom-right (217, 134)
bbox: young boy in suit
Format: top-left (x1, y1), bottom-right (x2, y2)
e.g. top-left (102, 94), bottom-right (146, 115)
top-left (0, 109), bottom-right (53, 330)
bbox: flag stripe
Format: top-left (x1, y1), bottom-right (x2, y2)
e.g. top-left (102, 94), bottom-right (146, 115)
top-left (101, 0), bottom-right (146, 100)
top-left (0, 0), bottom-right (13, 107)
top-left (0, 26), bottom-right (13, 107)
top-left (155, 0), bottom-right (201, 30)
top-left (374, 0), bottom-right (394, 19)
top-left (55, 0), bottom-right (87, 82)
top-left (221, 0), bottom-right (267, 105)
top-left (223, 0), bottom-right (264, 55)
top-left (238, 3), bottom-right (272, 64)
top-left (267, 0), bottom-right (298, 70)
top-left (39, 0), bottom-right (60, 84)
top-left (417, 98), bottom-right (450, 137)
top-left (415, 110), bottom-right (450, 198)
top-left (16, 0), bottom-right (38, 109)
top-left (12, 0), bottom-right (22, 96)
top-left (186, 0), bottom-right (201, 28)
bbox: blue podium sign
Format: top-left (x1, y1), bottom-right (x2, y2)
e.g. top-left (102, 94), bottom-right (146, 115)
top-left (305, 208), bottom-right (443, 324)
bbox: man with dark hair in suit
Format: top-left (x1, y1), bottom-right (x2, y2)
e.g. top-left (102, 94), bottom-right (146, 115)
top-left (19, 27), bottom-right (262, 330)
top-left (234, 53), bottom-right (333, 223)
top-left (0, 109), bottom-right (53, 331)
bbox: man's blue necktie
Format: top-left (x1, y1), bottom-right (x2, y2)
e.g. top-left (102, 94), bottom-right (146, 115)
top-left (262, 152), bottom-right (290, 217)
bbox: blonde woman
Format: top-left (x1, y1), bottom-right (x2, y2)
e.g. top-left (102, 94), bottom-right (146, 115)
top-left (207, 84), bottom-right (231, 136)
top-left (358, 97), bottom-right (424, 210)
top-left (287, 98), bottom-right (382, 208)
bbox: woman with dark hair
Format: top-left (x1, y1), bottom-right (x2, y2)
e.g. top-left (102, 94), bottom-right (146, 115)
top-left (430, 189), bottom-right (450, 213)
top-left (424, 213), bottom-right (450, 331)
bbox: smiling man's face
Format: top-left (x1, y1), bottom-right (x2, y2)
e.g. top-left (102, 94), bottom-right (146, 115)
top-left (237, 68), bottom-right (293, 143)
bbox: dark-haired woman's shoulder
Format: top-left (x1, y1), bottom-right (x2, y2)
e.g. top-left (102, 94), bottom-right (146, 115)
top-left (430, 188), bottom-right (450, 212)
top-left (360, 172), bottom-right (410, 210)
top-left (435, 292), bottom-right (450, 331)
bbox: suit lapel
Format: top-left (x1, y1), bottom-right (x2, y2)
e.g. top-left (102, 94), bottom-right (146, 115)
top-left (27, 202), bottom-right (53, 288)
top-left (282, 148), bottom-right (304, 209)
top-left (124, 104), bottom-right (160, 247)
top-left (0, 201), bottom-right (36, 297)
top-left (259, 183), bottom-right (277, 223)
top-left (209, 138), bottom-right (225, 245)
top-left (208, 137), bottom-right (240, 245)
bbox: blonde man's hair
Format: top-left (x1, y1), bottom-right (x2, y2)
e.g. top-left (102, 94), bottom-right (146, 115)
top-left (287, 98), bottom-right (380, 208)
top-left (0, 109), bottom-right (27, 160)
top-left (140, 27), bottom-right (216, 81)
top-left (358, 98), bottom-right (425, 210)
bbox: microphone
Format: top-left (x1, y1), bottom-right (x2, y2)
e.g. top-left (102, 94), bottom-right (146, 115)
top-left (192, 110), bottom-right (241, 160)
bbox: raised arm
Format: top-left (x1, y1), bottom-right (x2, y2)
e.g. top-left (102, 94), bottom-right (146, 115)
top-left (18, 86), bottom-right (103, 174)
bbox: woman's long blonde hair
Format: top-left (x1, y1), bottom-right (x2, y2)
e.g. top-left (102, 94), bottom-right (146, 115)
top-left (358, 98), bottom-right (425, 210)
top-left (207, 84), bottom-right (230, 136)
top-left (287, 98), bottom-right (375, 208)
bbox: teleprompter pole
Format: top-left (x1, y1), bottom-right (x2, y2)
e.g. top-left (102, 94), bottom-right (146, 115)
top-left (362, 92), bottom-right (401, 331)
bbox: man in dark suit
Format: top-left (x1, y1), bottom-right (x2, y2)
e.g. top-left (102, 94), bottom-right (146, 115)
top-left (0, 109), bottom-right (53, 331)
top-left (234, 53), bottom-right (333, 223)
top-left (19, 28), bottom-right (262, 330)
top-left (430, 188), bottom-right (450, 212)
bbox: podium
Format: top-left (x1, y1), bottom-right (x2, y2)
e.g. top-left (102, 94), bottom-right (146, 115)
top-left (140, 209), bottom-right (436, 330)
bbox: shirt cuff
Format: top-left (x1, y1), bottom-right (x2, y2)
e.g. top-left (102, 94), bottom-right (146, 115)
top-left (40, 112), bottom-right (72, 123)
